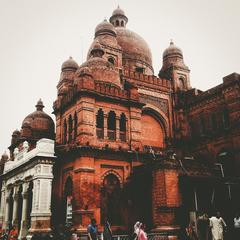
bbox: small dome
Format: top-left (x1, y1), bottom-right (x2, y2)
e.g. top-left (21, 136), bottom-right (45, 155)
top-left (21, 99), bottom-right (55, 140)
top-left (61, 57), bottom-right (79, 71)
top-left (163, 40), bottom-right (183, 59)
top-left (1, 151), bottom-right (9, 162)
top-left (12, 129), bottom-right (20, 136)
top-left (78, 66), bottom-right (92, 76)
top-left (95, 19), bottom-right (117, 38)
top-left (112, 6), bottom-right (126, 16)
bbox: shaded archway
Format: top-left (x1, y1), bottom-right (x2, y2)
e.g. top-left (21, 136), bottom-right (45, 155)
top-left (63, 177), bottom-right (73, 225)
top-left (101, 173), bottom-right (122, 225)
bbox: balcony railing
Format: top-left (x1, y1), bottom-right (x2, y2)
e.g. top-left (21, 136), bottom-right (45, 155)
top-left (108, 130), bottom-right (116, 140)
top-left (120, 131), bottom-right (127, 142)
top-left (96, 128), bottom-right (104, 139)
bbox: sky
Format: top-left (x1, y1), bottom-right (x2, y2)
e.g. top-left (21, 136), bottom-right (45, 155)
top-left (0, 0), bottom-right (240, 154)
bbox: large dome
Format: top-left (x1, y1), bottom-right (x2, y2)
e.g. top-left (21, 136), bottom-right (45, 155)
top-left (115, 27), bottom-right (153, 73)
top-left (21, 99), bottom-right (55, 140)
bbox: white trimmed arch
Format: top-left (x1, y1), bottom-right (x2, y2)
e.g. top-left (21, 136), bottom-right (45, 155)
top-left (101, 170), bottom-right (123, 187)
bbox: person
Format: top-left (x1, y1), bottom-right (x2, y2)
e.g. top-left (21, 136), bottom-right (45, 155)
top-left (70, 228), bottom-right (79, 240)
top-left (87, 218), bottom-right (98, 240)
top-left (7, 226), bottom-right (18, 240)
top-left (197, 213), bottom-right (210, 240)
top-left (130, 221), bottom-right (140, 240)
top-left (138, 223), bottom-right (147, 240)
top-left (103, 221), bottom-right (112, 240)
top-left (185, 221), bottom-right (198, 240)
top-left (234, 213), bottom-right (240, 238)
top-left (0, 229), bottom-right (8, 240)
top-left (209, 212), bottom-right (227, 240)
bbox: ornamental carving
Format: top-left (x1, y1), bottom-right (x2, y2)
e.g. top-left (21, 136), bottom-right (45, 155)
top-left (140, 94), bottom-right (169, 115)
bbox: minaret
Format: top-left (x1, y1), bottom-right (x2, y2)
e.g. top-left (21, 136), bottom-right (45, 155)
top-left (109, 5), bottom-right (128, 28)
top-left (159, 40), bottom-right (191, 91)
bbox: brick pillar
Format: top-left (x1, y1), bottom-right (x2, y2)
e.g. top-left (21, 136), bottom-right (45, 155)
top-left (152, 168), bottom-right (180, 239)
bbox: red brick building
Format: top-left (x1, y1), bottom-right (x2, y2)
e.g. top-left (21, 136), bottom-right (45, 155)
top-left (1, 6), bottom-right (240, 239)
top-left (51, 6), bottom-right (240, 237)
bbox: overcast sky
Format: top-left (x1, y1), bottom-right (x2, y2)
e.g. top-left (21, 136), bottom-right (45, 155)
top-left (0, 0), bottom-right (239, 154)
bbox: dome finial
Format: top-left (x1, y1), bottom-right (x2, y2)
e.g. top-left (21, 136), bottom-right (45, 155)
top-left (36, 98), bottom-right (44, 111)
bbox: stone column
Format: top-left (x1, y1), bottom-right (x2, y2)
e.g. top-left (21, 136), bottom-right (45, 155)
top-left (12, 186), bottom-right (19, 228)
top-left (3, 190), bottom-right (10, 229)
top-left (116, 116), bottom-right (120, 141)
top-left (104, 114), bottom-right (108, 139)
top-left (30, 177), bottom-right (52, 233)
top-left (0, 186), bottom-right (6, 226)
top-left (19, 182), bottom-right (29, 239)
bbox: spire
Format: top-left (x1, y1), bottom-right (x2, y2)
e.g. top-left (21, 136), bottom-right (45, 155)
top-left (35, 99), bottom-right (44, 111)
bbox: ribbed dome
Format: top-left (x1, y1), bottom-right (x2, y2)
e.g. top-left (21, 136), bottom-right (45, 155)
top-left (61, 57), bottom-right (79, 71)
top-left (21, 99), bottom-right (55, 140)
top-left (163, 41), bottom-right (183, 59)
top-left (112, 6), bottom-right (126, 16)
top-left (95, 19), bottom-right (117, 38)
top-left (115, 27), bottom-right (153, 73)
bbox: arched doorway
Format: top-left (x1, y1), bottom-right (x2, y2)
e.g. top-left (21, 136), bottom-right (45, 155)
top-left (141, 110), bottom-right (166, 151)
top-left (101, 173), bottom-right (121, 225)
top-left (63, 177), bottom-right (73, 225)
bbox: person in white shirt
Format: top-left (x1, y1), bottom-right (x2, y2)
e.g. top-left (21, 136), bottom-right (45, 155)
top-left (234, 213), bottom-right (240, 238)
top-left (209, 212), bottom-right (227, 240)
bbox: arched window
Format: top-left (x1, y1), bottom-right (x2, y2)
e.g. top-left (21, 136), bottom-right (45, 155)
top-left (121, 21), bottom-right (124, 27)
top-left (116, 20), bottom-right (119, 26)
top-left (74, 112), bottom-right (78, 140)
top-left (68, 115), bottom-right (73, 143)
top-left (120, 113), bottom-right (127, 142)
top-left (108, 57), bottom-right (115, 65)
top-left (179, 77), bottom-right (185, 90)
top-left (63, 119), bottom-right (67, 144)
top-left (101, 173), bottom-right (121, 225)
top-left (96, 109), bottom-right (104, 139)
top-left (107, 111), bottom-right (116, 140)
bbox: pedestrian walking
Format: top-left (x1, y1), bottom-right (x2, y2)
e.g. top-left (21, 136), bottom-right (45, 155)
top-left (197, 212), bottom-right (209, 240)
top-left (138, 223), bottom-right (147, 240)
top-left (87, 218), bottom-right (98, 240)
top-left (209, 212), bottom-right (227, 240)
top-left (185, 221), bottom-right (198, 240)
top-left (103, 221), bottom-right (112, 240)
top-left (233, 213), bottom-right (240, 239)
top-left (7, 226), bottom-right (18, 240)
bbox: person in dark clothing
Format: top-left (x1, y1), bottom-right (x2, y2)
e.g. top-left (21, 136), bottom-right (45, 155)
top-left (103, 221), bottom-right (112, 240)
top-left (87, 219), bottom-right (98, 240)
